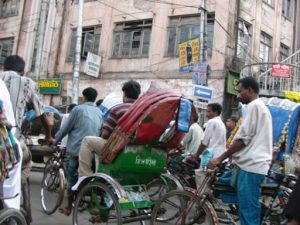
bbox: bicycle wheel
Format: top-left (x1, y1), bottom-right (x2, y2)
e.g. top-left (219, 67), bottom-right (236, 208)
top-left (40, 165), bottom-right (65, 214)
top-left (0, 208), bottom-right (27, 225)
top-left (146, 177), bottom-right (178, 202)
top-left (73, 181), bottom-right (122, 225)
top-left (150, 190), bottom-right (218, 225)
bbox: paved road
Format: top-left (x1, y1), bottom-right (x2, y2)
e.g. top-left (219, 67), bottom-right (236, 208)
top-left (30, 171), bottom-right (71, 225)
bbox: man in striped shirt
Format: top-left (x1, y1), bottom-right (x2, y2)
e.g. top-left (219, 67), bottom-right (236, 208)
top-left (78, 80), bottom-right (141, 177)
top-left (0, 55), bottom-right (54, 223)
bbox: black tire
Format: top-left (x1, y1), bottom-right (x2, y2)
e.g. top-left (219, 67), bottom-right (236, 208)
top-left (150, 190), bottom-right (217, 225)
top-left (0, 208), bottom-right (27, 225)
top-left (40, 165), bottom-right (65, 214)
top-left (73, 182), bottom-right (122, 225)
top-left (146, 177), bottom-right (178, 203)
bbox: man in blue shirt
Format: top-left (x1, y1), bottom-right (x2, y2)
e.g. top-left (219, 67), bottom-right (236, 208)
top-left (53, 87), bottom-right (102, 216)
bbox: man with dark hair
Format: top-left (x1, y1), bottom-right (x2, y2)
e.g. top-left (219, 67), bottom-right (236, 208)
top-left (192, 103), bottom-right (226, 160)
top-left (0, 55), bottom-right (54, 222)
top-left (3, 55), bottom-right (25, 74)
top-left (78, 80), bottom-right (141, 177)
top-left (208, 76), bottom-right (273, 225)
top-left (54, 87), bottom-right (102, 216)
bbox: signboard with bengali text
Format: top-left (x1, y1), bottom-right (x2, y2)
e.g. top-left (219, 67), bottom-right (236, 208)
top-left (272, 64), bottom-right (290, 78)
top-left (84, 52), bottom-right (101, 77)
top-left (39, 78), bottom-right (62, 94)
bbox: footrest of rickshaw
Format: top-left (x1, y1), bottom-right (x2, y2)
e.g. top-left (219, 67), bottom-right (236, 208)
top-left (119, 185), bottom-right (154, 210)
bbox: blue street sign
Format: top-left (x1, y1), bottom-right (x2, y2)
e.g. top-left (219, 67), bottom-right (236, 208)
top-left (193, 85), bottom-right (213, 100)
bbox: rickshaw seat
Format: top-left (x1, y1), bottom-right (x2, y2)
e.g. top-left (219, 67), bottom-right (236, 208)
top-left (100, 89), bottom-right (191, 163)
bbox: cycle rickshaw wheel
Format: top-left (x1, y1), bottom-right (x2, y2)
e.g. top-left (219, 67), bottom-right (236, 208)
top-left (150, 190), bottom-right (217, 225)
top-left (0, 208), bottom-right (27, 225)
top-left (40, 165), bottom-right (65, 214)
top-left (73, 181), bottom-right (122, 225)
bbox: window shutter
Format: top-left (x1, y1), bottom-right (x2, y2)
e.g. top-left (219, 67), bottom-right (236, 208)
top-left (82, 32), bottom-right (94, 58)
top-left (112, 33), bottom-right (121, 57)
top-left (167, 28), bottom-right (176, 56)
top-left (142, 30), bottom-right (151, 55)
top-left (122, 32), bottom-right (131, 56)
top-left (92, 27), bottom-right (101, 55)
top-left (67, 31), bottom-right (76, 62)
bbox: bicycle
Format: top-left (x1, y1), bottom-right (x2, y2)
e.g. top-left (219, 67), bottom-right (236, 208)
top-left (150, 163), bottom-right (297, 225)
top-left (40, 140), bottom-right (67, 215)
top-left (0, 194), bottom-right (27, 225)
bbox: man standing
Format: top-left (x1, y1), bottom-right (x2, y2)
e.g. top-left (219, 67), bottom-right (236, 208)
top-left (208, 76), bottom-right (273, 225)
top-left (78, 80), bottom-right (141, 177)
top-left (0, 79), bottom-right (22, 211)
top-left (181, 113), bottom-right (203, 155)
top-left (192, 103), bottom-right (226, 160)
top-left (54, 87), bottom-right (102, 216)
top-left (0, 55), bottom-right (54, 222)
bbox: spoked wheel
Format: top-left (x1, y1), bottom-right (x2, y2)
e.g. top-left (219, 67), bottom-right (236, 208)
top-left (73, 181), bottom-right (122, 225)
top-left (146, 177), bottom-right (178, 202)
top-left (150, 190), bottom-right (218, 225)
top-left (40, 165), bottom-right (65, 214)
top-left (0, 208), bottom-right (27, 225)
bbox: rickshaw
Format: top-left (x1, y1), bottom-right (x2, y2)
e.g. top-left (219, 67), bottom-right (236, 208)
top-left (260, 97), bottom-right (300, 169)
top-left (72, 88), bottom-right (197, 224)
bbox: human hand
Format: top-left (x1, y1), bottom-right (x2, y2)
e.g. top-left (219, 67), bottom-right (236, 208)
top-left (47, 137), bottom-right (56, 147)
top-left (207, 158), bottom-right (221, 169)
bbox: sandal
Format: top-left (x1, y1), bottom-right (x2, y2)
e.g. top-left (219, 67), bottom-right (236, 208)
top-left (59, 207), bottom-right (72, 216)
top-left (89, 215), bottom-right (107, 223)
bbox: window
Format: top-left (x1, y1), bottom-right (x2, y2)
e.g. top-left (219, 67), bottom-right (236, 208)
top-left (259, 32), bottom-right (272, 70)
top-left (112, 19), bottom-right (152, 58)
top-left (67, 26), bottom-right (101, 62)
top-left (237, 20), bottom-right (251, 61)
top-left (263, 0), bottom-right (274, 6)
top-left (0, 0), bottom-right (19, 18)
top-left (166, 14), bottom-right (214, 57)
top-left (0, 38), bottom-right (14, 65)
top-left (280, 43), bottom-right (290, 61)
top-left (282, 0), bottom-right (293, 20)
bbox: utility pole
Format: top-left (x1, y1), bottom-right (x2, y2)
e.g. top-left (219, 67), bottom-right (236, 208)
top-left (199, 0), bottom-right (206, 62)
top-left (72, 0), bottom-right (84, 104)
top-left (34, 0), bottom-right (48, 80)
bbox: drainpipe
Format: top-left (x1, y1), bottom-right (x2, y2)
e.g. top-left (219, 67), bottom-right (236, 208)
top-left (16, 0), bottom-right (26, 55)
top-left (234, 0), bottom-right (240, 58)
top-left (54, 0), bottom-right (67, 77)
top-left (292, 0), bottom-right (297, 52)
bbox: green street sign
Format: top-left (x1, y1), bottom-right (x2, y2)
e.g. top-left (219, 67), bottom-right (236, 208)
top-left (39, 78), bottom-right (62, 94)
top-left (227, 72), bottom-right (239, 95)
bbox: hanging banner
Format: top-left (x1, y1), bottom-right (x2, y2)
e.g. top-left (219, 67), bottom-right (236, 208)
top-left (84, 52), bottom-right (101, 77)
top-left (192, 62), bottom-right (208, 85)
top-left (179, 38), bottom-right (200, 72)
top-left (272, 64), bottom-right (290, 78)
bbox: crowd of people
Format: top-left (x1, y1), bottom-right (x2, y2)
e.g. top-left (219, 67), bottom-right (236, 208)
top-left (0, 54), bottom-right (299, 225)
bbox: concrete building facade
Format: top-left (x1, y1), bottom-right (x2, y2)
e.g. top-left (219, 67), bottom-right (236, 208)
top-left (0, 0), bottom-right (299, 118)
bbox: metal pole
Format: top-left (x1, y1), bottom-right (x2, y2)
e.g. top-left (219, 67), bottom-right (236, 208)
top-left (34, 0), bottom-right (48, 80)
top-left (199, 0), bottom-right (205, 62)
top-left (72, 0), bottom-right (84, 104)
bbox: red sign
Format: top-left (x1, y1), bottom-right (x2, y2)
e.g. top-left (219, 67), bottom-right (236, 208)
top-left (272, 64), bottom-right (290, 78)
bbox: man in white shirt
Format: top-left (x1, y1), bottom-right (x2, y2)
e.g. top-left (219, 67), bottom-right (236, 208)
top-left (192, 103), bottom-right (226, 159)
top-left (208, 76), bottom-right (273, 225)
top-left (0, 80), bottom-right (22, 210)
top-left (181, 113), bottom-right (203, 155)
